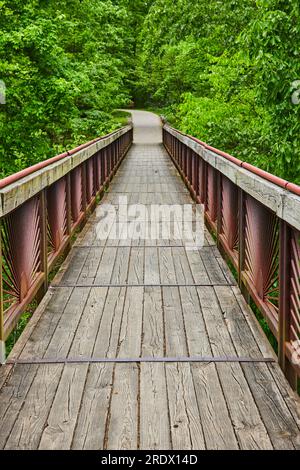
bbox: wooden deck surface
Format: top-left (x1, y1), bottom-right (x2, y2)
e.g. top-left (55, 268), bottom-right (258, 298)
top-left (0, 111), bottom-right (299, 450)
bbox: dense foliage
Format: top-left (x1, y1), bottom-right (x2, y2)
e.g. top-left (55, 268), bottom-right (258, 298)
top-left (0, 0), bottom-right (136, 176)
top-left (0, 0), bottom-right (299, 183)
top-left (135, 0), bottom-right (300, 183)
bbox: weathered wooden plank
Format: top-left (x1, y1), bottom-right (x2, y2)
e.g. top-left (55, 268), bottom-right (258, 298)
top-left (142, 287), bottom-right (164, 357)
top-left (69, 287), bottom-right (108, 357)
top-left (185, 250), bottom-right (210, 285)
top-left (140, 363), bottom-right (170, 450)
top-left (0, 364), bottom-right (38, 449)
top-left (46, 287), bottom-right (90, 358)
top-left (165, 363), bottom-right (205, 450)
top-left (93, 287), bottom-right (126, 358)
top-left (231, 286), bottom-right (276, 359)
top-left (72, 363), bottom-right (114, 449)
top-left (58, 248), bottom-right (90, 286)
top-left (5, 363), bottom-right (64, 450)
top-left (74, 222), bottom-right (99, 247)
top-left (172, 248), bottom-right (194, 284)
top-left (163, 287), bottom-right (187, 357)
top-left (159, 247), bottom-right (176, 284)
top-left (127, 247), bottom-right (144, 284)
top-left (242, 362), bottom-right (300, 449)
top-left (39, 364), bottom-right (88, 450)
top-left (19, 287), bottom-right (74, 360)
top-left (214, 248), bottom-right (237, 285)
top-left (144, 247), bottom-right (160, 284)
top-left (179, 286), bottom-right (210, 357)
top-left (267, 363), bottom-right (300, 431)
top-left (200, 247), bottom-right (228, 285)
top-left (77, 247), bottom-right (104, 285)
top-left (214, 285), bottom-right (264, 358)
top-left (105, 363), bottom-right (139, 450)
top-left (94, 247), bottom-right (117, 284)
top-left (118, 286), bottom-right (143, 358)
top-left (111, 247), bottom-right (130, 284)
top-left (192, 363), bottom-right (239, 449)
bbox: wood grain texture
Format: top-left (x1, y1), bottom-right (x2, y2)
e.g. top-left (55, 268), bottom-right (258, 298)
top-left (163, 287), bottom-right (187, 357)
top-left (140, 363), bottom-right (170, 449)
top-left (166, 362), bottom-right (205, 450)
top-left (105, 363), bottom-right (139, 450)
top-left (142, 287), bottom-right (164, 357)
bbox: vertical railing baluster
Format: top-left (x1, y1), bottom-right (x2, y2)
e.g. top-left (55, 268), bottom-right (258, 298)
top-left (184, 146), bottom-right (188, 180)
top-left (194, 154), bottom-right (199, 198)
top-left (82, 163), bottom-right (87, 218)
top-left (39, 190), bottom-right (48, 295)
top-left (179, 141), bottom-right (182, 169)
top-left (238, 188), bottom-right (245, 289)
top-left (66, 173), bottom-right (72, 249)
top-left (238, 189), bottom-right (251, 303)
top-left (0, 226), bottom-right (5, 364)
top-left (199, 160), bottom-right (206, 205)
top-left (216, 172), bottom-right (222, 247)
top-left (107, 145), bottom-right (110, 179)
top-left (99, 149), bottom-right (105, 189)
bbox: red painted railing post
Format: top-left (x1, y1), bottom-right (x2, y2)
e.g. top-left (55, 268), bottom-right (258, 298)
top-left (39, 190), bottom-right (48, 295)
top-left (82, 163), bottom-right (87, 217)
top-left (47, 178), bottom-right (68, 253)
top-left (194, 153), bottom-right (199, 198)
top-left (216, 172), bottom-right (222, 247)
top-left (86, 158), bottom-right (94, 206)
top-left (107, 146), bottom-right (111, 181)
top-left (199, 159), bottom-right (206, 205)
top-left (70, 166), bottom-right (82, 225)
top-left (206, 165), bottom-right (218, 227)
top-left (238, 189), bottom-right (246, 292)
top-left (66, 173), bottom-right (72, 251)
top-left (99, 149), bottom-right (105, 188)
top-left (0, 226), bottom-right (5, 363)
top-left (188, 148), bottom-right (193, 186)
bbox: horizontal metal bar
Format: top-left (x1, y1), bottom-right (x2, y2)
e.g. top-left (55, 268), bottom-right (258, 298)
top-left (107, 191), bottom-right (189, 194)
top-left (7, 355), bottom-right (276, 365)
top-left (73, 245), bottom-right (200, 249)
top-left (51, 283), bottom-right (235, 288)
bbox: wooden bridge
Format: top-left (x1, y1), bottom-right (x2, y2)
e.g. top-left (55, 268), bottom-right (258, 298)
top-left (0, 111), bottom-right (299, 449)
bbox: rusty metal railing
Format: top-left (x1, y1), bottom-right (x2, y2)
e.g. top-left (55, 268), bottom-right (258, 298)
top-left (163, 124), bottom-right (300, 390)
top-left (0, 125), bottom-right (133, 361)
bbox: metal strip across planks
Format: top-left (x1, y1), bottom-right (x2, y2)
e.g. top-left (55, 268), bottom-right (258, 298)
top-left (6, 356), bottom-right (276, 365)
top-left (51, 283), bottom-right (236, 288)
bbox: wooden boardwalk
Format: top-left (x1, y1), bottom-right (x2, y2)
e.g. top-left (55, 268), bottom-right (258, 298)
top-left (0, 111), bottom-right (299, 450)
